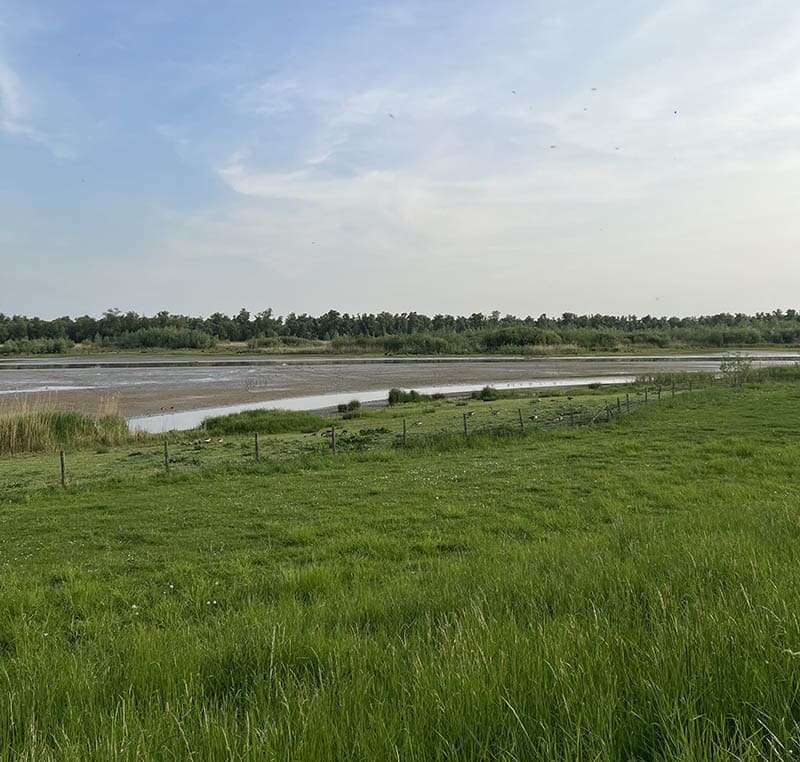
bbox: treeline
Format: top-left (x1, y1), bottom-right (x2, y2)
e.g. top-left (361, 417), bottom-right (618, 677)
top-left (1, 308), bottom-right (800, 354)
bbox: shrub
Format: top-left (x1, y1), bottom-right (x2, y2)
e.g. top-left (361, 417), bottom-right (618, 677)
top-left (478, 386), bottom-right (500, 401)
top-left (388, 388), bottom-right (426, 405)
top-left (719, 354), bottom-right (754, 387)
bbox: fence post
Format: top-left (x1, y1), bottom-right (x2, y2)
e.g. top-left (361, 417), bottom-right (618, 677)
top-left (570, 410), bottom-right (575, 427)
top-left (463, 413), bottom-right (469, 440)
top-left (617, 396), bottom-right (621, 414)
top-left (163, 440), bottom-right (169, 474)
top-left (330, 425), bottom-right (336, 454)
top-left (672, 380), bottom-right (675, 398)
top-left (606, 404), bottom-right (612, 422)
top-left (658, 386), bottom-right (662, 401)
top-left (60, 449), bottom-right (66, 487)
top-left (644, 387), bottom-right (648, 403)
top-left (254, 432), bottom-right (260, 462)
top-left (689, 379), bottom-right (693, 392)
top-left (518, 409), bottom-right (524, 430)
top-left (402, 418), bottom-right (407, 446)
top-left (626, 393), bottom-right (630, 412)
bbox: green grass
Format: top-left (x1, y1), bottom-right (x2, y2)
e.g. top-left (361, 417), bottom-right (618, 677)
top-left (201, 409), bottom-right (328, 436)
top-left (0, 385), bottom-right (637, 493)
top-left (2, 382), bottom-right (800, 759)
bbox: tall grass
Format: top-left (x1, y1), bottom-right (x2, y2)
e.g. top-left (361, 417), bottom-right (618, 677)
top-left (0, 410), bottom-right (129, 455)
top-left (201, 408), bottom-right (327, 436)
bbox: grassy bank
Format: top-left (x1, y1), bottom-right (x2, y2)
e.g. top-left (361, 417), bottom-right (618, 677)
top-left (2, 381), bottom-right (800, 759)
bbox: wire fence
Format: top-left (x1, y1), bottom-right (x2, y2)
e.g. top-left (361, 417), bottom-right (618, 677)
top-left (1, 376), bottom-right (716, 493)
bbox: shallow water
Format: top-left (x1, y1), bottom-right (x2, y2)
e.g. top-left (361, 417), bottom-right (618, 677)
top-left (128, 375), bottom-right (638, 433)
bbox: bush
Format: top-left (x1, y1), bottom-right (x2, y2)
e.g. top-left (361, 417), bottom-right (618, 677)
top-left (388, 388), bottom-right (426, 405)
top-left (0, 337), bottom-right (74, 355)
top-left (112, 328), bottom-right (215, 350)
top-left (247, 336), bottom-right (282, 349)
top-left (478, 386), bottom-right (500, 401)
top-left (719, 354), bottom-right (754, 387)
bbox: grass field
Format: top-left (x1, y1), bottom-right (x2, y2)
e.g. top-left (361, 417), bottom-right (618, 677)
top-left (0, 382), bottom-right (667, 493)
top-left (2, 381), bottom-right (800, 759)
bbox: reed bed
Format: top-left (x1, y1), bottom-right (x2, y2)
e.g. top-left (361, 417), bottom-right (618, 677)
top-left (0, 395), bottom-right (129, 455)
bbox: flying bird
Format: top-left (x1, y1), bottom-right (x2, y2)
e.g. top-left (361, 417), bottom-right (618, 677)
top-left (387, 113), bottom-right (395, 119)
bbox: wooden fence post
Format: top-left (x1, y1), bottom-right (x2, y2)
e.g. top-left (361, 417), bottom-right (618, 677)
top-left (60, 449), bottom-right (66, 487)
top-left (658, 386), bottom-right (662, 401)
top-left (617, 396), bottom-right (621, 414)
top-left (254, 432), bottom-right (260, 462)
top-left (463, 413), bottom-right (469, 440)
top-left (330, 425), bottom-right (336, 454)
top-left (626, 393), bottom-right (630, 412)
top-left (163, 440), bottom-right (170, 474)
top-left (644, 387), bottom-right (648, 403)
top-left (672, 380), bottom-right (675, 398)
top-left (518, 409), bottom-right (524, 430)
top-left (402, 418), bottom-right (407, 446)
top-left (606, 405), bottom-right (612, 422)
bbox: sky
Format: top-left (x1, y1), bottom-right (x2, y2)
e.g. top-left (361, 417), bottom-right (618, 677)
top-left (1, 0), bottom-right (799, 320)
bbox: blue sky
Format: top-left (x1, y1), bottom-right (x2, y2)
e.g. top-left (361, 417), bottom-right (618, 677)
top-left (2, 0), bottom-right (799, 319)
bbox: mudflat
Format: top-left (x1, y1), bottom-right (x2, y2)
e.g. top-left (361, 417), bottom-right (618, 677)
top-left (1, 352), bottom-right (796, 419)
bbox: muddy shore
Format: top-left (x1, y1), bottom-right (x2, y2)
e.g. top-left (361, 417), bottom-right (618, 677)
top-left (1, 352), bottom-right (797, 420)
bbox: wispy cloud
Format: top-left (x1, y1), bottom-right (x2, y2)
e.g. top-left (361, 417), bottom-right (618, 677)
top-left (0, 57), bottom-right (23, 119)
top-left (0, 46), bottom-right (75, 159)
top-left (166, 0), bottom-right (800, 316)
top-left (5, 0), bottom-right (800, 317)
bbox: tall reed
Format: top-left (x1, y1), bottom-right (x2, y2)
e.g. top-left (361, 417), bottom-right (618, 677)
top-left (0, 395), bottom-right (129, 455)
